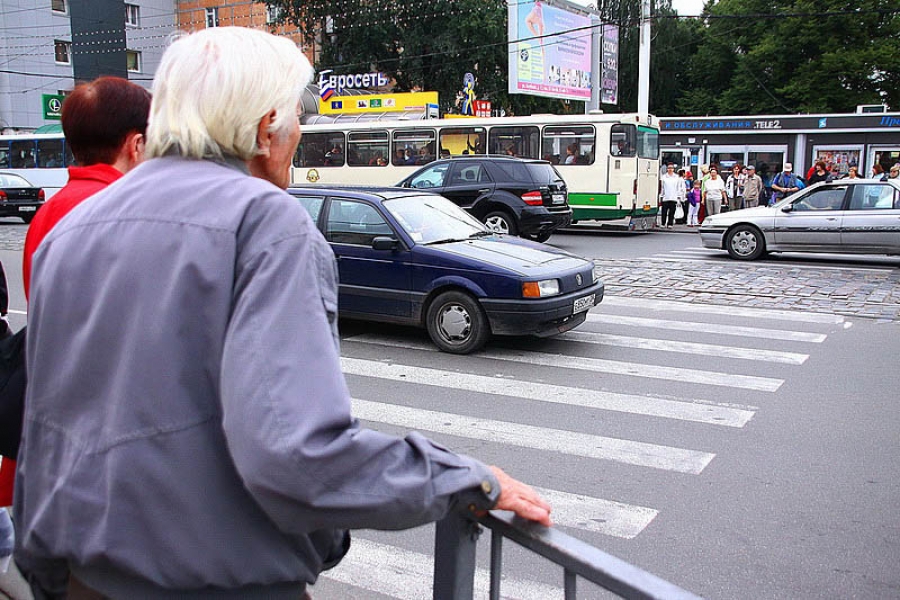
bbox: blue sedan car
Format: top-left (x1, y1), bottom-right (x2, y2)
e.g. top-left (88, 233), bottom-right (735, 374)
top-left (288, 186), bottom-right (603, 354)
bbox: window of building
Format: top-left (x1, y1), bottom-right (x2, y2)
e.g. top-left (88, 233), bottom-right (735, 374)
top-left (126, 50), bottom-right (141, 73)
top-left (205, 7), bottom-right (219, 28)
top-left (125, 4), bottom-right (140, 27)
top-left (51, 0), bottom-right (67, 14)
top-left (54, 40), bottom-right (72, 64)
top-left (266, 5), bottom-right (283, 24)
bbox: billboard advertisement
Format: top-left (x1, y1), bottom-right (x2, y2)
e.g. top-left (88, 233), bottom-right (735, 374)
top-left (508, 0), bottom-right (593, 101)
top-left (601, 24), bottom-right (619, 105)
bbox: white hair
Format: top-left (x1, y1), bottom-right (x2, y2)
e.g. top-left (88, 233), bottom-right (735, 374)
top-left (146, 27), bottom-right (314, 161)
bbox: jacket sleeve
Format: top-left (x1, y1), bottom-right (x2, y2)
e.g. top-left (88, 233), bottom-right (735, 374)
top-left (218, 200), bottom-right (498, 536)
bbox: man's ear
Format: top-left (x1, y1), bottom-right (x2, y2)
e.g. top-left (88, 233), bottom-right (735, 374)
top-left (255, 110), bottom-right (277, 156)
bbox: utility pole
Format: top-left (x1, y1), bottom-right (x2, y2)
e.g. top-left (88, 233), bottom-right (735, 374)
top-left (637, 0), bottom-right (651, 116)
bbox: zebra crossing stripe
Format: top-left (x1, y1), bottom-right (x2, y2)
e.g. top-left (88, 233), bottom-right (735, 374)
top-left (588, 313), bottom-right (827, 343)
top-left (352, 398), bottom-right (716, 474)
top-left (344, 336), bottom-right (784, 392)
top-left (559, 330), bottom-right (808, 365)
top-left (601, 295), bottom-right (845, 324)
top-left (341, 357), bottom-right (756, 427)
top-left (317, 537), bottom-right (559, 600)
top-left (530, 486), bottom-right (658, 538)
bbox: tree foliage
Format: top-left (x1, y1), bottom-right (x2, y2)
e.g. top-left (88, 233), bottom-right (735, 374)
top-left (677, 0), bottom-right (900, 114)
top-left (266, 0), bottom-right (899, 117)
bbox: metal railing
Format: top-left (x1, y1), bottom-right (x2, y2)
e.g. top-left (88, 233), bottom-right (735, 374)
top-left (433, 510), bottom-right (703, 600)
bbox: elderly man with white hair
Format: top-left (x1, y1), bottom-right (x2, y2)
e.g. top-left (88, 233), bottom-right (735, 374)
top-left (13, 27), bottom-right (550, 599)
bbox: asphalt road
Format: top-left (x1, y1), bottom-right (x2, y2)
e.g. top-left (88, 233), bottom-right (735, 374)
top-left (2, 223), bottom-right (898, 600)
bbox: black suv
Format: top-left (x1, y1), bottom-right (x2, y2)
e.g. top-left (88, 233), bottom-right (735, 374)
top-left (396, 156), bottom-right (572, 242)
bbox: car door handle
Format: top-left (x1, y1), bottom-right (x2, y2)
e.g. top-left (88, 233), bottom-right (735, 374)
top-left (478, 188), bottom-right (491, 194)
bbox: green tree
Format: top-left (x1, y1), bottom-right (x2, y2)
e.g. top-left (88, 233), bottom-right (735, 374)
top-left (675, 0), bottom-right (900, 114)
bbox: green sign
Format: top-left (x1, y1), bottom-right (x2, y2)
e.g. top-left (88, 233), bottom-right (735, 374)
top-left (42, 94), bottom-right (65, 120)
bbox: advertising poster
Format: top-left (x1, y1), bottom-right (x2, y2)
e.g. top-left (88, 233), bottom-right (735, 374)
top-left (601, 24), bottom-right (619, 105)
top-left (508, 0), bottom-right (592, 101)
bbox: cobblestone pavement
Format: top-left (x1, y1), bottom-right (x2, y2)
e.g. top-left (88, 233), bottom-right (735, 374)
top-left (4, 220), bottom-right (899, 321)
top-left (595, 257), bottom-right (900, 321)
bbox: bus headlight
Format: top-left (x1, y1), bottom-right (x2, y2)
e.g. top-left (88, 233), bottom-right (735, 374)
top-left (523, 279), bottom-right (560, 298)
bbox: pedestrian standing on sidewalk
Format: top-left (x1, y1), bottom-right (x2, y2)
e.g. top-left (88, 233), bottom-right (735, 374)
top-left (703, 166), bottom-right (728, 216)
top-left (725, 164), bottom-right (745, 211)
top-left (687, 179), bottom-right (702, 226)
top-left (13, 26), bottom-right (550, 600)
top-left (659, 163), bottom-right (684, 229)
top-left (742, 165), bottom-right (765, 208)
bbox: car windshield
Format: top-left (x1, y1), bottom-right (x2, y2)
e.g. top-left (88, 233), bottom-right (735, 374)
top-left (384, 195), bottom-right (489, 244)
top-left (0, 173), bottom-right (32, 187)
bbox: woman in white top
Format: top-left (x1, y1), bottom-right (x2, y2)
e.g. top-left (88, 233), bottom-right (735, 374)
top-left (703, 166), bottom-right (728, 216)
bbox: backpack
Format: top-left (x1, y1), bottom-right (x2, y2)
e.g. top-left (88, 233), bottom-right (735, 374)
top-left (0, 326), bottom-right (27, 459)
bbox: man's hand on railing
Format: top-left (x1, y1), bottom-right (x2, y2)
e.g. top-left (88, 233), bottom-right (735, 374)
top-left (487, 466), bottom-right (552, 527)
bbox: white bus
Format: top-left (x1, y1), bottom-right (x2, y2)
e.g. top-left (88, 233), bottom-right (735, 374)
top-left (293, 113), bottom-right (661, 229)
top-left (0, 133), bottom-right (72, 199)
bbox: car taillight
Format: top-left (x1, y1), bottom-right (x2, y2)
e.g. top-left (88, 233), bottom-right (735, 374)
top-left (0, 191), bottom-right (6, 200)
top-left (38, 189), bottom-right (45, 201)
top-left (522, 191), bottom-right (544, 206)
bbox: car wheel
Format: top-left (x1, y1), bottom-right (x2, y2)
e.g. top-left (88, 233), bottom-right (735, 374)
top-left (483, 211), bottom-right (517, 236)
top-left (725, 224), bottom-right (766, 260)
top-left (425, 290), bottom-right (491, 354)
top-left (527, 231), bottom-right (552, 243)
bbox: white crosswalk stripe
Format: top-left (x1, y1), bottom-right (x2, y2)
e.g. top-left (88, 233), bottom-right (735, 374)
top-left (352, 399), bottom-right (717, 474)
top-left (342, 357), bottom-right (756, 427)
top-left (345, 335), bottom-right (784, 392)
top-left (601, 295), bottom-right (845, 324)
top-left (317, 537), bottom-right (559, 600)
top-left (588, 313), bottom-right (827, 342)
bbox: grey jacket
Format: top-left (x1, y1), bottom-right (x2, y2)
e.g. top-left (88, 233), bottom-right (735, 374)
top-left (15, 156), bottom-right (498, 598)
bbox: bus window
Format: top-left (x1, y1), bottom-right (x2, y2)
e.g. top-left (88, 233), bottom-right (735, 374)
top-left (0, 143), bottom-right (9, 168)
top-left (392, 129), bottom-right (436, 166)
top-left (438, 127), bottom-right (485, 157)
top-left (542, 125), bottom-right (595, 165)
top-left (296, 132), bottom-right (344, 167)
top-left (637, 126), bottom-right (659, 160)
top-left (488, 126), bottom-right (539, 158)
top-left (10, 140), bottom-right (36, 168)
top-left (65, 141), bottom-right (74, 166)
top-left (37, 138), bottom-right (66, 167)
top-left (610, 124), bottom-right (636, 157)
top-left (348, 130), bottom-right (389, 166)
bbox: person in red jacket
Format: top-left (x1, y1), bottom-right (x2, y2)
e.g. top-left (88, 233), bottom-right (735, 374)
top-left (0, 76), bottom-right (150, 511)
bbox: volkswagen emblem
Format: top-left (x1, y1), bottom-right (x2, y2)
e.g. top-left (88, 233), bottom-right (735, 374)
top-left (575, 273), bottom-right (583, 286)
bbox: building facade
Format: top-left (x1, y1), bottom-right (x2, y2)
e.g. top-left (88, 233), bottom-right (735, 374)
top-left (0, 1), bottom-right (313, 133)
top-left (0, 0), bottom-right (175, 131)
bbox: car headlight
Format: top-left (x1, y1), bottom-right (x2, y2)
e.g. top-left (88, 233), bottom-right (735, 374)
top-left (522, 279), bottom-right (560, 298)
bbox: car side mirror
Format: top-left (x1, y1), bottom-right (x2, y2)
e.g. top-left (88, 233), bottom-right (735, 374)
top-left (781, 204), bottom-right (793, 213)
top-left (371, 236), bottom-right (399, 251)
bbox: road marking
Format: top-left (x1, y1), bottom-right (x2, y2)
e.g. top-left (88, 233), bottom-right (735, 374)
top-left (587, 313), bottom-right (826, 343)
top-left (531, 486), bottom-right (658, 538)
top-left (342, 357), bottom-right (756, 427)
top-left (601, 295), bottom-right (845, 324)
top-left (318, 537), bottom-right (560, 600)
top-left (352, 398), bottom-right (716, 474)
top-left (345, 336), bottom-right (784, 392)
top-left (559, 330), bottom-right (808, 364)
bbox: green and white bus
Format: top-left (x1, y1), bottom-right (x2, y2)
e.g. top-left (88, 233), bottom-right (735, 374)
top-left (293, 112), bottom-right (661, 230)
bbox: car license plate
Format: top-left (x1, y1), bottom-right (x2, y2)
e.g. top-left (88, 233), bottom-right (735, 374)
top-left (573, 293), bottom-right (595, 314)
top-left (552, 193), bottom-right (565, 205)
top-left (642, 203), bottom-right (651, 211)
top-left (18, 206), bottom-right (37, 212)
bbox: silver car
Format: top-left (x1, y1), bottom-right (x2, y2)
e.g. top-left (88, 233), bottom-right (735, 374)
top-left (699, 180), bottom-right (900, 260)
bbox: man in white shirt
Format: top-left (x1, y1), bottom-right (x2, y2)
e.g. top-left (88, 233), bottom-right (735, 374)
top-left (659, 163), bottom-right (685, 229)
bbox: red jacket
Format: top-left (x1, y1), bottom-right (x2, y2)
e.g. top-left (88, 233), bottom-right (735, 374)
top-left (0, 163), bottom-right (123, 507)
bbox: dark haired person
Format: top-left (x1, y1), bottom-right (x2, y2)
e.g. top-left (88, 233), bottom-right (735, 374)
top-left (22, 76), bottom-right (151, 297)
